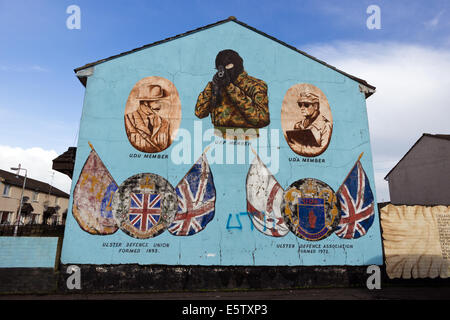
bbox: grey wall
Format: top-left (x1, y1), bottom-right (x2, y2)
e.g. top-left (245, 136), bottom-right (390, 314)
top-left (388, 136), bottom-right (450, 205)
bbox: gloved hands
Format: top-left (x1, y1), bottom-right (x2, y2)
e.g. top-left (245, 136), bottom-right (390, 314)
top-left (212, 69), bottom-right (231, 89)
top-left (211, 66), bottom-right (230, 108)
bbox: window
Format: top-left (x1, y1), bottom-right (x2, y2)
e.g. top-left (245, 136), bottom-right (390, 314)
top-left (30, 214), bottom-right (39, 224)
top-left (0, 212), bottom-right (11, 224)
top-left (50, 215), bottom-right (58, 226)
top-left (32, 191), bottom-right (39, 202)
top-left (2, 184), bottom-right (11, 197)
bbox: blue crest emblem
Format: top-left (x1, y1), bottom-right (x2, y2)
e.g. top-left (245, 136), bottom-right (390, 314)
top-left (297, 197), bottom-right (329, 240)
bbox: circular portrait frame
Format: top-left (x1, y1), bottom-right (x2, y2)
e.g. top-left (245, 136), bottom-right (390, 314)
top-left (281, 83), bottom-right (333, 157)
top-left (124, 76), bottom-right (182, 153)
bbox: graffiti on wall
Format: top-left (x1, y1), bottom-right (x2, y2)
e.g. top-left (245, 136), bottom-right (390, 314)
top-left (63, 26), bottom-right (382, 266)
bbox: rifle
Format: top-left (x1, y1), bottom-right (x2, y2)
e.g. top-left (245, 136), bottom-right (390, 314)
top-left (211, 64), bottom-right (225, 124)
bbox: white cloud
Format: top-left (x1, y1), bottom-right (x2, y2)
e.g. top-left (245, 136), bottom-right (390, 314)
top-left (30, 65), bottom-right (49, 72)
top-left (0, 145), bottom-right (72, 194)
top-left (304, 41), bottom-right (450, 202)
top-left (0, 64), bottom-right (49, 72)
top-left (424, 10), bottom-right (445, 29)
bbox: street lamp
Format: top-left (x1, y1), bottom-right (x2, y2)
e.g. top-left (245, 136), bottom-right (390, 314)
top-left (11, 164), bottom-right (27, 236)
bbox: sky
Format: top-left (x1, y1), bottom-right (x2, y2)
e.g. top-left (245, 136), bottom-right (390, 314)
top-left (0, 0), bottom-right (449, 200)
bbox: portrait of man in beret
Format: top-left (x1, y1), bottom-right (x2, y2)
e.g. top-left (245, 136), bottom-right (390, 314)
top-left (282, 84), bottom-right (333, 157)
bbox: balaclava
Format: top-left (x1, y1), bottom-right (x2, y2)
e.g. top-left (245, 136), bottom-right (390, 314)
top-left (215, 49), bottom-right (244, 83)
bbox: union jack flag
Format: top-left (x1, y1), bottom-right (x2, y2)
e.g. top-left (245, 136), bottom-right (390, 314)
top-left (335, 161), bottom-right (375, 239)
top-left (168, 154), bottom-right (215, 236)
top-left (128, 193), bottom-right (161, 232)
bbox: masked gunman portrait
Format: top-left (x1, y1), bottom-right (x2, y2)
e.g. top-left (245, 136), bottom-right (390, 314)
top-left (195, 50), bottom-right (270, 139)
top-left (125, 84), bottom-right (172, 153)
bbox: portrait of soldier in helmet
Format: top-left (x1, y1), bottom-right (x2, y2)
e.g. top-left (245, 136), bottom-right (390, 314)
top-left (194, 49), bottom-right (270, 139)
top-left (281, 84), bottom-right (333, 157)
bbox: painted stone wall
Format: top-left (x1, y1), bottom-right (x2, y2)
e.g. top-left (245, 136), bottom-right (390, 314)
top-left (0, 237), bottom-right (58, 268)
top-left (61, 21), bottom-right (382, 266)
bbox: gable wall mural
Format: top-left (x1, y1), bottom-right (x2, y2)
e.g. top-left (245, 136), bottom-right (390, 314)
top-left (61, 21), bottom-right (383, 266)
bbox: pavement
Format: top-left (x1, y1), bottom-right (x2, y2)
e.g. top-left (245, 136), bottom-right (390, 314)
top-left (1, 286), bottom-right (450, 300)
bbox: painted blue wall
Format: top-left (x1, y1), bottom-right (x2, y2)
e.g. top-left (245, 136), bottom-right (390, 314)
top-left (0, 237), bottom-right (58, 268)
top-left (61, 21), bottom-right (383, 265)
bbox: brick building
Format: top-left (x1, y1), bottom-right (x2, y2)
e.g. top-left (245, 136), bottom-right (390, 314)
top-left (0, 169), bottom-right (69, 225)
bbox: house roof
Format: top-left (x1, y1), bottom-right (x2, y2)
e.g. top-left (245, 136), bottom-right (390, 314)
top-left (74, 16), bottom-right (376, 97)
top-left (0, 169), bottom-right (70, 198)
top-left (384, 133), bottom-right (450, 180)
top-left (424, 133), bottom-right (450, 141)
top-left (52, 147), bottom-right (76, 179)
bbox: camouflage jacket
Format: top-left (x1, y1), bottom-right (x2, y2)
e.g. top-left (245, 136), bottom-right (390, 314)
top-left (195, 71), bottom-right (270, 128)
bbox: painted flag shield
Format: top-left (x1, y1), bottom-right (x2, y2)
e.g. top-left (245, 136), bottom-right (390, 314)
top-left (282, 178), bottom-right (340, 241)
top-left (297, 197), bottom-right (327, 240)
top-left (112, 173), bottom-right (178, 239)
top-left (246, 155), bottom-right (289, 237)
top-left (335, 160), bottom-right (375, 239)
top-left (72, 146), bottom-right (118, 235)
top-left (128, 193), bottom-right (162, 232)
top-left (168, 153), bottom-right (216, 236)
